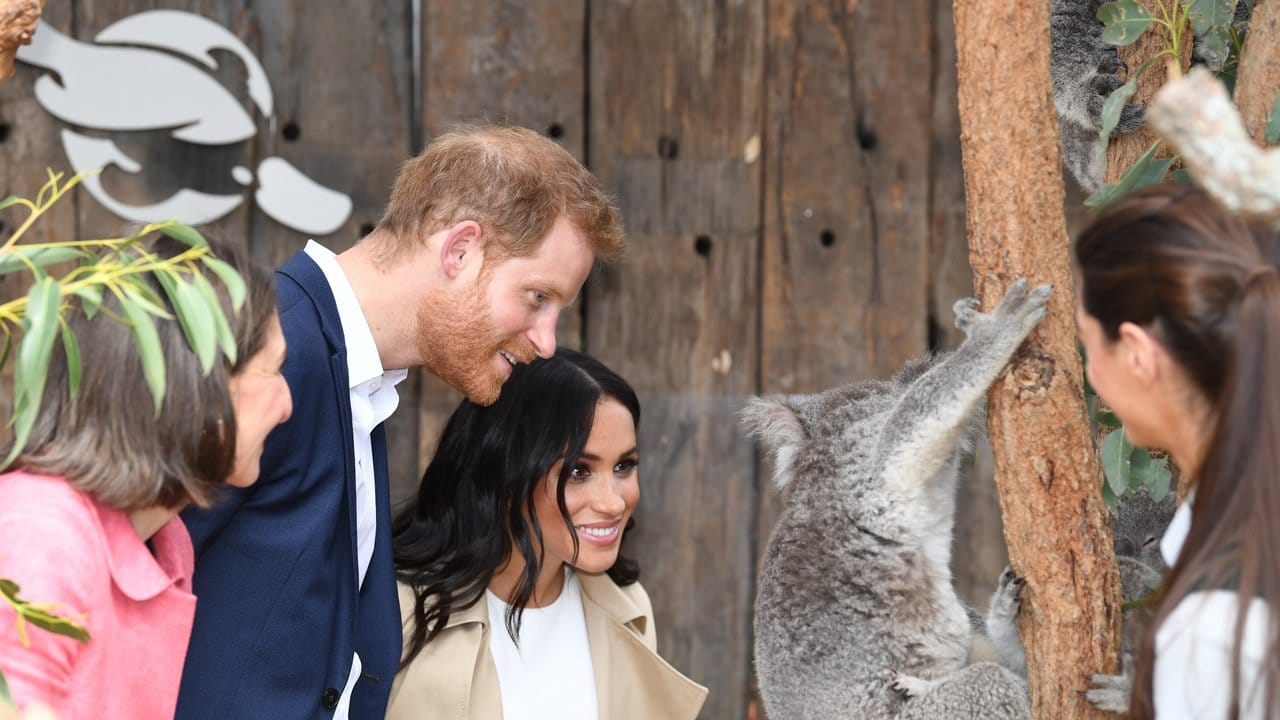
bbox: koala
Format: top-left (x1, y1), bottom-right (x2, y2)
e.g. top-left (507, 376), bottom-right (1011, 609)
top-left (743, 278), bottom-right (1050, 719)
top-left (1050, 0), bottom-right (1146, 193)
top-left (983, 483), bottom-right (1179, 695)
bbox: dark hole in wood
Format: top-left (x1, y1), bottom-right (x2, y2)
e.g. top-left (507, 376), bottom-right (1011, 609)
top-left (282, 122), bottom-right (301, 141)
top-left (546, 123), bottom-right (565, 139)
top-left (359, 223), bottom-right (375, 237)
top-left (927, 311), bottom-right (943, 354)
top-left (856, 122), bottom-right (877, 151)
top-left (820, 229), bottom-right (836, 248)
top-left (0, 123), bottom-right (9, 143)
top-left (694, 235), bottom-right (712, 257)
top-left (657, 136), bottom-right (679, 160)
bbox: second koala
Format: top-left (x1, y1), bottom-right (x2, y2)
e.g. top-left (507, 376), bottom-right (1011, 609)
top-left (744, 279), bottom-right (1050, 719)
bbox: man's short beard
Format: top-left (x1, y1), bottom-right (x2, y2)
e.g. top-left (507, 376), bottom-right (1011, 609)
top-left (416, 276), bottom-right (505, 406)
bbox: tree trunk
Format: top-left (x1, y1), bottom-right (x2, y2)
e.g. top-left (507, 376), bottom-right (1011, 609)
top-left (952, 2), bottom-right (1122, 718)
top-left (0, 0), bottom-right (43, 83)
top-left (1234, 0), bottom-right (1280, 146)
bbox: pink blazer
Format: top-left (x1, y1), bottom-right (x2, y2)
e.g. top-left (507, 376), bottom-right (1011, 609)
top-left (0, 471), bottom-right (197, 719)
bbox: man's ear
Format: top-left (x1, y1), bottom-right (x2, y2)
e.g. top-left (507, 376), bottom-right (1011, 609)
top-left (439, 220), bottom-right (483, 280)
top-left (1116, 322), bottom-right (1163, 386)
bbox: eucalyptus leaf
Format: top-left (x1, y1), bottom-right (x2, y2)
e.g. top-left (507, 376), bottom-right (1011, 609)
top-left (0, 195), bottom-right (20, 213)
top-left (73, 284), bottom-right (104, 319)
top-left (1266, 95), bottom-right (1280, 146)
top-left (21, 607), bottom-right (91, 643)
top-left (1096, 410), bottom-right (1123, 428)
top-left (192, 271), bottom-right (237, 365)
top-left (0, 247), bottom-right (83, 276)
top-left (159, 222), bottom-right (208, 249)
top-left (1099, 77), bottom-right (1139, 143)
top-left (1101, 428), bottom-right (1135, 498)
top-left (1130, 447), bottom-right (1155, 494)
top-left (1086, 141), bottom-right (1162, 210)
top-left (200, 255), bottom-right (247, 311)
top-left (1182, 0), bottom-right (1238, 36)
top-left (1147, 456), bottom-right (1173, 501)
top-left (1098, 0), bottom-right (1154, 45)
top-left (59, 319), bottom-right (81, 397)
top-left (6, 277), bottom-right (62, 466)
top-left (1102, 480), bottom-right (1120, 509)
top-left (121, 294), bottom-right (167, 413)
top-left (157, 272), bottom-right (216, 374)
top-left (1169, 167), bottom-right (1193, 184)
top-left (121, 281), bottom-right (173, 320)
top-left (0, 664), bottom-right (12, 707)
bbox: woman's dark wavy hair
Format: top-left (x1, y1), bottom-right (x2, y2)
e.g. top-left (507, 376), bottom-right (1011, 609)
top-left (1074, 184), bottom-right (1280, 718)
top-left (393, 347), bottom-right (641, 665)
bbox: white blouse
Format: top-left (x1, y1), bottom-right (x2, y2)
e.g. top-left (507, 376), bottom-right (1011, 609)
top-left (1154, 501), bottom-right (1270, 718)
top-left (486, 568), bottom-right (598, 720)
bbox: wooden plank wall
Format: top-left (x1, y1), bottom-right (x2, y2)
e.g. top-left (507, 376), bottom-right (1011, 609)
top-left (0, 1), bottom-right (1013, 716)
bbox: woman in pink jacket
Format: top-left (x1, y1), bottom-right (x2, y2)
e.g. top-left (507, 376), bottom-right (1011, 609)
top-left (0, 235), bottom-right (292, 719)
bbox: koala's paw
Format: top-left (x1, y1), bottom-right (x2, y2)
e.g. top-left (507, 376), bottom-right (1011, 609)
top-left (1084, 672), bottom-right (1132, 713)
top-left (888, 669), bottom-right (936, 700)
top-left (952, 296), bottom-right (983, 332)
top-left (992, 565), bottom-right (1025, 618)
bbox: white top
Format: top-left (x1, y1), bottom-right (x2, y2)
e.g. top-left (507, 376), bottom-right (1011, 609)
top-left (303, 240), bottom-right (408, 719)
top-left (486, 569), bottom-right (599, 720)
top-left (1153, 499), bottom-right (1270, 718)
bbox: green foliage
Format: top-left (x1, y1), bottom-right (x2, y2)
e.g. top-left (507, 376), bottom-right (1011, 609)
top-left (1086, 141), bottom-right (1174, 209)
top-left (0, 579), bottom-right (90, 646)
top-left (1098, 0), bottom-right (1155, 45)
top-left (0, 169), bottom-right (247, 464)
top-left (1266, 94), bottom-right (1280, 145)
top-left (1184, 0), bottom-right (1239, 58)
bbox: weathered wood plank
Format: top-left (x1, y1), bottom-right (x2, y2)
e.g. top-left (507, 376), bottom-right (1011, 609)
top-left (587, 1), bottom-right (765, 716)
top-left (760, 0), bottom-right (934, 400)
top-left (248, 1), bottom-right (417, 491)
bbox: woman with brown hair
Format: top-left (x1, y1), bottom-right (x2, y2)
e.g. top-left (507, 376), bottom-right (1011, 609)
top-left (1074, 184), bottom-right (1280, 718)
top-left (0, 234), bottom-right (292, 719)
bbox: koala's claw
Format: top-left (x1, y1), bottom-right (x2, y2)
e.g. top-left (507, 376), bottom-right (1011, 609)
top-left (887, 669), bottom-right (935, 699)
top-left (1084, 672), bottom-right (1132, 712)
top-left (996, 565), bottom-right (1025, 610)
top-left (952, 297), bottom-right (982, 330)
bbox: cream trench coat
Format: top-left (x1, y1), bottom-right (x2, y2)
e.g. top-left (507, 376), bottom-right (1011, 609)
top-left (386, 572), bottom-right (708, 720)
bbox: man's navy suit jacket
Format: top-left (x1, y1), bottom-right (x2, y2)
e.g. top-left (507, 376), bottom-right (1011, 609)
top-left (176, 251), bottom-right (402, 719)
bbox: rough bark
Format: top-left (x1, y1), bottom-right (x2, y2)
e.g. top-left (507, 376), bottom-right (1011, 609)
top-left (0, 0), bottom-right (42, 83)
top-left (1234, 0), bottom-right (1280, 146)
top-left (1105, 0), bottom-right (1193, 185)
top-left (1150, 68), bottom-right (1280, 224)
top-left (953, 2), bottom-right (1122, 718)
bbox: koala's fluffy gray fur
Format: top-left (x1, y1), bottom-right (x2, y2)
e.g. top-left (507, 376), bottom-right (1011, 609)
top-left (744, 279), bottom-right (1050, 719)
top-left (1050, 0), bottom-right (1145, 193)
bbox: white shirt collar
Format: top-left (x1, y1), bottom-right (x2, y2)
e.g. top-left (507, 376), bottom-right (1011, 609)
top-left (302, 240), bottom-right (401, 390)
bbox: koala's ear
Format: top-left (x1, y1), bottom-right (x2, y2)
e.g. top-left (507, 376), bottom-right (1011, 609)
top-left (740, 397), bottom-right (807, 492)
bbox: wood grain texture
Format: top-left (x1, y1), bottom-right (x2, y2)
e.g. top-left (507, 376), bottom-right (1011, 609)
top-left (761, 0), bottom-right (933, 396)
top-left (954, 1), bottom-right (1122, 717)
top-left (587, 1), bottom-right (764, 716)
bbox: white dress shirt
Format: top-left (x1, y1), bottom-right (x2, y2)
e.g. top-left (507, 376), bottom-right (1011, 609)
top-left (304, 241), bottom-right (408, 719)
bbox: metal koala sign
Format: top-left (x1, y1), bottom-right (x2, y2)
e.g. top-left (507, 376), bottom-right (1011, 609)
top-left (17, 10), bottom-right (353, 236)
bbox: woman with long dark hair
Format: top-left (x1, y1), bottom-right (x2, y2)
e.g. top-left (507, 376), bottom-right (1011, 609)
top-left (1074, 184), bottom-right (1280, 718)
top-left (387, 348), bottom-right (705, 719)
